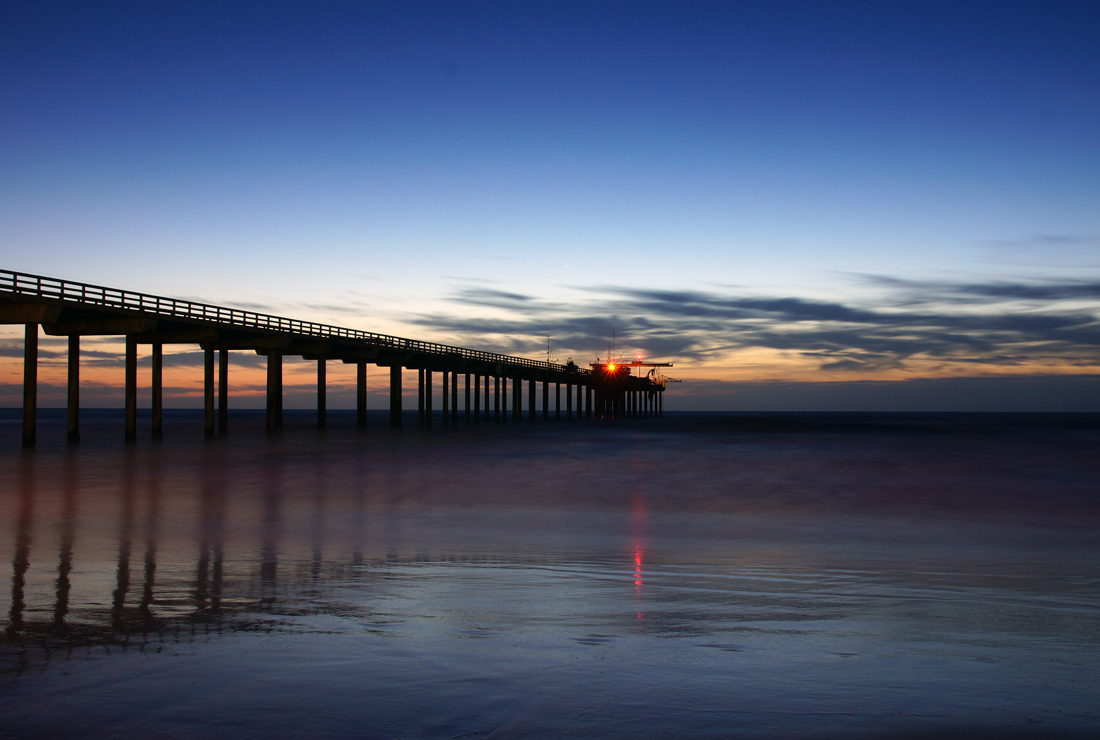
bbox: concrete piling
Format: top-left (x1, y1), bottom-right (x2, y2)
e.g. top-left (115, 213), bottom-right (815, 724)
top-left (204, 347), bottom-right (216, 439)
top-left (357, 362), bottom-right (367, 427)
top-left (218, 349), bottom-right (228, 434)
top-left (389, 364), bottom-right (402, 427)
top-left (317, 359), bottom-right (326, 429)
top-left (418, 369), bottom-right (425, 426)
top-left (67, 335), bottom-right (79, 443)
top-left (22, 323), bottom-right (37, 448)
top-left (425, 370), bottom-right (433, 427)
top-left (441, 370), bottom-right (449, 426)
top-left (151, 343), bottom-right (163, 439)
top-left (125, 336), bottom-right (137, 442)
top-left (266, 352), bottom-right (283, 431)
top-left (452, 372), bottom-right (459, 424)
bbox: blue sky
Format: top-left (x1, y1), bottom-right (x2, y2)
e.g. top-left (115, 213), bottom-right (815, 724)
top-left (2, 2), bottom-right (1099, 408)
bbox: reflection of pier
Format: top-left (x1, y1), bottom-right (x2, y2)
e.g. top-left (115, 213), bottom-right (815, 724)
top-left (2, 269), bottom-right (670, 446)
top-left (2, 455), bottom-right (649, 674)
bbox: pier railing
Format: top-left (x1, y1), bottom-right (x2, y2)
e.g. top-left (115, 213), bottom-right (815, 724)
top-left (1, 268), bottom-right (588, 376)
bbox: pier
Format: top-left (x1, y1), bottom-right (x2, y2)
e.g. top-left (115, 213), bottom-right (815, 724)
top-left (1, 269), bottom-right (670, 446)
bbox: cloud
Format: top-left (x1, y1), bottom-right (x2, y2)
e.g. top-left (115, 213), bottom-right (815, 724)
top-left (859, 275), bottom-right (1100, 303)
top-left (985, 234), bottom-right (1098, 247)
top-left (980, 234), bottom-right (1100, 268)
top-left (0, 341), bottom-right (61, 359)
top-left (411, 277), bottom-right (1100, 374)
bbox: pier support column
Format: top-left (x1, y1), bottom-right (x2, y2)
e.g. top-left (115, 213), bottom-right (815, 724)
top-left (556, 383), bottom-right (560, 419)
top-left (659, 392), bottom-right (663, 416)
top-left (204, 347), bottom-right (216, 439)
top-left (528, 378), bottom-right (536, 421)
top-left (418, 369), bottom-right (425, 426)
top-left (22, 324), bottom-right (37, 448)
top-left (317, 359), bottom-right (326, 429)
top-left (566, 382), bottom-right (573, 419)
top-left (586, 386), bottom-right (592, 419)
top-left (151, 343), bottom-right (163, 439)
top-left (494, 376), bottom-right (501, 422)
top-left (356, 362), bottom-right (367, 427)
top-left (125, 335), bottom-right (137, 442)
top-left (464, 374), bottom-right (471, 424)
top-left (473, 374), bottom-right (481, 424)
top-left (542, 381), bottom-right (549, 420)
top-left (501, 377), bottom-right (508, 421)
top-left (67, 335), bottom-right (80, 443)
top-left (441, 370), bottom-right (449, 426)
top-left (425, 371), bottom-right (433, 427)
top-left (576, 384), bottom-right (583, 420)
top-left (389, 365), bottom-right (402, 428)
top-left (452, 372), bottom-right (458, 424)
top-left (218, 350), bottom-right (228, 434)
top-left (513, 377), bottom-right (521, 423)
top-left (266, 352), bottom-right (282, 431)
top-left (484, 375), bottom-right (490, 421)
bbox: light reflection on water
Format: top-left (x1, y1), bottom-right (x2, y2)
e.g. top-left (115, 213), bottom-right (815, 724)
top-left (1, 411), bottom-right (1099, 738)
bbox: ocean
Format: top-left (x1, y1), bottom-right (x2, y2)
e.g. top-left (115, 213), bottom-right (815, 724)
top-left (2, 409), bottom-right (1098, 738)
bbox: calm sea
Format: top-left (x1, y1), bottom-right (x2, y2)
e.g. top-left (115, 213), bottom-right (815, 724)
top-left (2, 410), bottom-right (1098, 739)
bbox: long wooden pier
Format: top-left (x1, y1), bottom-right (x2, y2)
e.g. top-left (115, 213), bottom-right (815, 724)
top-left (2, 269), bottom-right (667, 446)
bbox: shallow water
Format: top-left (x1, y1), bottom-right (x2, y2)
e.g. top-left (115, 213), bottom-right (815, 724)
top-left (2, 410), bottom-right (1099, 738)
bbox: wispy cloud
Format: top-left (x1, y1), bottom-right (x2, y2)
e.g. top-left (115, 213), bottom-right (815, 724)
top-left (408, 277), bottom-right (1100, 374)
top-left (984, 234), bottom-right (1098, 247)
top-left (980, 234), bottom-right (1100, 268)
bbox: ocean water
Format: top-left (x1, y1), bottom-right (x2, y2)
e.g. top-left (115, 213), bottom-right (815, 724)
top-left (1, 409), bottom-right (1098, 739)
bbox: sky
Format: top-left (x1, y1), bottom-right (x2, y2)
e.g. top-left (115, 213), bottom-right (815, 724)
top-left (2, 1), bottom-right (1099, 410)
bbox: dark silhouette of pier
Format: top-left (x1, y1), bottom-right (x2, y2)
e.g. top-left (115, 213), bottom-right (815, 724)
top-left (2, 269), bottom-right (669, 446)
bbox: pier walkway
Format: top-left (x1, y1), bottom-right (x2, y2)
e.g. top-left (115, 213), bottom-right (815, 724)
top-left (2, 269), bottom-right (667, 446)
